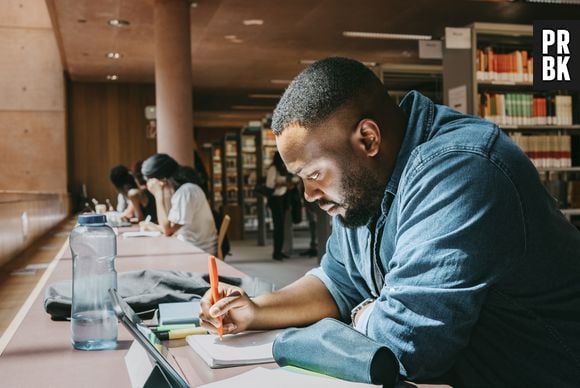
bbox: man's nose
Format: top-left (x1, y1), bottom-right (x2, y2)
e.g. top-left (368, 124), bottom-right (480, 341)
top-left (303, 181), bottom-right (322, 203)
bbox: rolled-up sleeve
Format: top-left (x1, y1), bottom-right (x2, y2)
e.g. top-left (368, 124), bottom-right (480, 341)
top-left (366, 151), bottom-right (525, 379)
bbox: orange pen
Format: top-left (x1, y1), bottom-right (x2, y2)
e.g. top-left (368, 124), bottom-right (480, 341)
top-left (208, 255), bottom-right (223, 338)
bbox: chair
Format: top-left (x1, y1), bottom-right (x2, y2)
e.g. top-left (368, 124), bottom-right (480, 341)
top-left (217, 214), bottom-right (231, 261)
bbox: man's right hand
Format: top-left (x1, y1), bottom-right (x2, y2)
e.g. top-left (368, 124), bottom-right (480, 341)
top-left (199, 284), bottom-right (257, 335)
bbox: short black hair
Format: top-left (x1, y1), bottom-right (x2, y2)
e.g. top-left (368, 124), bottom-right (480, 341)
top-left (110, 165), bottom-right (136, 189)
top-left (271, 57), bottom-right (386, 134)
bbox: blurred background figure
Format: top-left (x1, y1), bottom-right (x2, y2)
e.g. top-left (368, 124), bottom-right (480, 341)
top-left (140, 153), bottom-right (217, 255)
top-left (266, 152), bottom-right (297, 261)
top-left (109, 164), bottom-right (157, 223)
top-left (300, 185), bottom-right (318, 258)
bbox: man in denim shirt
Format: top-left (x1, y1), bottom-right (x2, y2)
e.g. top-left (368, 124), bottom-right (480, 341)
top-left (200, 57), bottom-right (580, 386)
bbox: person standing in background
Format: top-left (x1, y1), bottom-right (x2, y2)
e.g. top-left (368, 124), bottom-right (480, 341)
top-left (266, 152), bottom-right (298, 261)
top-left (140, 153), bottom-right (217, 255)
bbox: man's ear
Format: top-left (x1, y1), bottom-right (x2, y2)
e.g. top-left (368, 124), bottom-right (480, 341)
top-left (351, 119), bottom-right (381, 157)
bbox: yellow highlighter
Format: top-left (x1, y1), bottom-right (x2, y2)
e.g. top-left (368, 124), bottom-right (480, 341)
top-left (155, 327), bottom-right (208, 340)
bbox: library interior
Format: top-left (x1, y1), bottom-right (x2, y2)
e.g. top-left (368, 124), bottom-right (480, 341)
top-left (1, 1), bottom-right (580, 387)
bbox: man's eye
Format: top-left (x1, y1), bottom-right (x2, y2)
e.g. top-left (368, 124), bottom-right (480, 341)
top-left (307, 172), bottom-right (320, 181)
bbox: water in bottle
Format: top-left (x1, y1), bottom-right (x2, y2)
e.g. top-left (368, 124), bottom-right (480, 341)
top-left (70, 214), bottom-right (118, 350)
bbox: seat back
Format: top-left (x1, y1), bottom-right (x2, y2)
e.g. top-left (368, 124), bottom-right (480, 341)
top-left (217, 214), bottom-right (231, 261)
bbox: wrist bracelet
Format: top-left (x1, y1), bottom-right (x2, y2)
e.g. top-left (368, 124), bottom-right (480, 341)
top-left (350, 297), bottom-right (375, 326)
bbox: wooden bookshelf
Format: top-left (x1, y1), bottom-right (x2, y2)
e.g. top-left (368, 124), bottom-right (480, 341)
top-left (443, 22), bottom-right (580, 221)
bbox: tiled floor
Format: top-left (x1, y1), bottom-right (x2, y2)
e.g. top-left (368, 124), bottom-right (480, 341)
top-left (0, 223), bottom-right (320, 336)
top-left (0, 218), bottom-right (76, 336)
top-left (224, 232), bottom-right (320, 290)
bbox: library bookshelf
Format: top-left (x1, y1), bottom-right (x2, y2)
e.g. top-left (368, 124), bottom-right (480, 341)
top-left (444, 22), bottom-right (580, 221)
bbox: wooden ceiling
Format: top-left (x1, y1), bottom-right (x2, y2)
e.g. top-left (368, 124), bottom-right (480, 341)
top-left (46, 0), bottom-right (580, 128)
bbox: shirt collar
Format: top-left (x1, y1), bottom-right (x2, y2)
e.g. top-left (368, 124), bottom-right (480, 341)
top-left (381, 91), bottom-right (435, 214)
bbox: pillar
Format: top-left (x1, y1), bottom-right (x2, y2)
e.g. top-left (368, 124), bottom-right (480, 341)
top-left (154, 0), bottom-right (194, 167)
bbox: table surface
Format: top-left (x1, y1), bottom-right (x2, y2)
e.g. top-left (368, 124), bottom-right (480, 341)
top-left (0, 231), bottom-right (249, 388)
top-left (0, 230), bottom-right (440, 388)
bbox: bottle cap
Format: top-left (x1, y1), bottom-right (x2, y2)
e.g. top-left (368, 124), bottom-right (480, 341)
top-left (78, 214), bottom-right (107, 225)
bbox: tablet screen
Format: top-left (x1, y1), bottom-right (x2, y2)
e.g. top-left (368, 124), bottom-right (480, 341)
top-left (108, 288), bottom-right (190, 388)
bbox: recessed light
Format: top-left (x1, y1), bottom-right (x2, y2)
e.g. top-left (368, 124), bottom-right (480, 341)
top-left (243, 19), bottom-right (263, 26)
top-left (108, 19), bottom-right (130, 27)
top-left (106, 52), bottom-right (122, 59)
top-left (270, 79), bottom-right (291, 85)
top-left (225, 35), bottom-right (237, 40)
top-left (343, 31), bottom-right (431, 41)
top-left (106, 75), bottom-right (118, 81)
top-left (249, 94), bottom-right (281, 99)
top-left (191, 2), bottom-right (198, 7)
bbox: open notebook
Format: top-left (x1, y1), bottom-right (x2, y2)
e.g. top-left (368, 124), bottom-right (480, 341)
top-left (186, 330), bottom-right (282, 368)
top-left (198, 367), bottom-right (377, 387)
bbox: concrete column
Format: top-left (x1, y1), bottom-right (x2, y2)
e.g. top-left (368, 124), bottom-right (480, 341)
top-left (154, 0), bottom-right (194, 167)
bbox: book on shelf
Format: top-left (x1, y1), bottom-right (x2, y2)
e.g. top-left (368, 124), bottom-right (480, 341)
top-left (476, 47), bottom-right (533, 83)
top-left (479, 93), bottom-right (573, 126)
top-left (509, 133), bottom-right (572, 169)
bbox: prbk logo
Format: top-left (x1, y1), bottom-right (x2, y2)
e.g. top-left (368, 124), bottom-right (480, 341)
top-left (534, 20), bottom-right (580, 90)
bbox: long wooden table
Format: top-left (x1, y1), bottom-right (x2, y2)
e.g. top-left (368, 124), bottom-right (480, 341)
top-left (0, 229), bottom-right (441, 387)
top-left (0, 232), bottom-right (253, 387)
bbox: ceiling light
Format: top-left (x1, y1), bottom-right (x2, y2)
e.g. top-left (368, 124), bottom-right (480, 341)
top-left (270, 79), bottom-right (291, 85)
top-left (108, 19), bottom-right (130, 27)
top-left (343, 31), bottom-right (432, 40)
top-left (106, 75), bottom-right (118, 81)
top-left (232, 105), bottom-right (274, 110)
top-left (243, 19), bottom-right (264, 26)
top-left (106, 52), bottom-right (122, 59)
top-left (525, 0), bottom-right (580, 3)
top-left (191, 2), bottom-right (198, 7)
top-left (249, 94), bottom-right (281, 99)
top-left (224, 35), bottom-right (237, 40)
top-left (299, 59), bottom-right (377, 67)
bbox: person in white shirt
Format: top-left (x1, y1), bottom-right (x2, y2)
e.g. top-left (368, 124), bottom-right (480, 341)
top-left (140, 153), bottom-right (217, 255)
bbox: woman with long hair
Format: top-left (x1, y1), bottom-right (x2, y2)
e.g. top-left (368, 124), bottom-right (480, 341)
top-left (140, 153), bottom-right (217, 255)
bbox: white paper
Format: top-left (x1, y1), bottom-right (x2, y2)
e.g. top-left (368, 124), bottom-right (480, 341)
top-left (199, 367), bottom-right (378, 388)
top-left (448, 85), bottom-right (468, 114)
top-left (125, 340), bottom-right (156, 388)
top-left (187, 330), bottom-right (282, 368)
top-left (418, 40), bottom-right (443, 59)
top-left (445, 27), bottom-right (471, 49)
top-left (122, 231), bottom-right (161, 238)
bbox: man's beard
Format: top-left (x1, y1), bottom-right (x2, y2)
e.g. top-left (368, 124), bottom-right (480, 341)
top-left (337, 161), bottom-right (386, 228)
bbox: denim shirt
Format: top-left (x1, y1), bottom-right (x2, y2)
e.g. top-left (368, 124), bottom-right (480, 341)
top-left (307, 91), bottom-right (580, 386)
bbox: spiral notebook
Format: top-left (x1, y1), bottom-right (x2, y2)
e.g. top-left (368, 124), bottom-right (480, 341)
top-left (186, 330), bottom-right (282, 368)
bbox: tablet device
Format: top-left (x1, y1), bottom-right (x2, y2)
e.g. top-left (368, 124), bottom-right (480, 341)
top-left (108, 288), bottom-right (190, 388)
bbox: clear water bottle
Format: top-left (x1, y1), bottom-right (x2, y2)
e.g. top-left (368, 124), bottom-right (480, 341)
top-left (70, 214), bottom-right (118, 350)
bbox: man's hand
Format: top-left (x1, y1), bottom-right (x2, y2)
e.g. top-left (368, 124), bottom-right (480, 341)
top-left (199, 284), bottom-right (257, 335)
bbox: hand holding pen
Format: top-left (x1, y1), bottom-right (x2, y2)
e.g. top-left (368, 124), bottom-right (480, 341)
top-left (208, 255), bottom-right (223, 338)
top-left (199, 256), bottom-right (257, 336)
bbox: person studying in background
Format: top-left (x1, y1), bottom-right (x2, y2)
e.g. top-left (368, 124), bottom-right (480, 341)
top-left (200, 58), bottom-right (580, 387)
top-left (109, 164), bottom-right (157, 223)
top-left (140, 153), bottom-right (217, 255)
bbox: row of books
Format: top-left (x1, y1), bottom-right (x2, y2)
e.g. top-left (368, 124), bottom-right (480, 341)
top-left (479, 93), bottom-right (574, 126)
top-left (510, 133), bottom-right (572, 168)
top-left (476, 48), bottom-right (533, 83)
